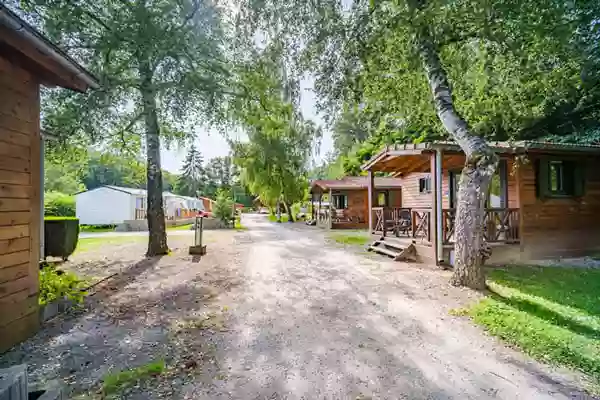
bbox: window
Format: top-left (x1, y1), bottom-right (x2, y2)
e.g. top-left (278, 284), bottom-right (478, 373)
top-left (549, 161), bottom-right (566, 194)
top-left (419, 177), bottom-right (431, 194)
top-left (487, 159), bottom-right (508, 208)
top-left (332, 194), bottom-right (348, 209)
top-left (136, 197), bottom-right (145, 209)
top-left (377, 191), bottom-right (388, 207)
top-left (536, 158), bottom-right (584, 198)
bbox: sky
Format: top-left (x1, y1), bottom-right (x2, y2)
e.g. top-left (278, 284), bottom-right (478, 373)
top-left (160, 77), bottom-right (334, 173)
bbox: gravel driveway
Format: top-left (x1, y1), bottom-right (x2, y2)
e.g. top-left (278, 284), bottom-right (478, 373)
top-left (1, 214), bottom-right (590, 399)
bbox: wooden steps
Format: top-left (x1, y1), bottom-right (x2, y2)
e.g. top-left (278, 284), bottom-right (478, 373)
top-left (367, 237), bottom-right (417, 262)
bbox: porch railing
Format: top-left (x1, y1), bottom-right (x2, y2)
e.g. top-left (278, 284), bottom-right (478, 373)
top-left (316, 207), bottom-right (331, 228)
top-left (442, 208), bottom-right (520, 245)
top-left (372, 207), bottom-right (431, 244)
top-left (135, 208), bottom-right (146, 220)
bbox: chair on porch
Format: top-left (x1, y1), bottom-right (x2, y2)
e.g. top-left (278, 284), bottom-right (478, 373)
top-left (395, 209), bottom-right (411, 237)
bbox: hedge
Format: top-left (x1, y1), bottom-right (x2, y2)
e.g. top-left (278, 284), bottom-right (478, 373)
top-left (44, 191), bottom-right (76, 217)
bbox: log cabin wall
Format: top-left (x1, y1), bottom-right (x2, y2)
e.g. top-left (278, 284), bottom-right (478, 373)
top-left (518, 154), bottom-right (600, 259)
top-left (0, 55), bottom-right (41, 352)
top-left (346, 190), bottom-right (368, 223)
top-left (401, 157), bottom-right (519, 210)
top-left (400, 172), bottom-right (433, 209)
top-left (331, 187), bottom-right (402, 229)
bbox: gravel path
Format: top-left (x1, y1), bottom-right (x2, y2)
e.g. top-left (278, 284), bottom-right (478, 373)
top-left (1, 215), bottom-right (590, 399)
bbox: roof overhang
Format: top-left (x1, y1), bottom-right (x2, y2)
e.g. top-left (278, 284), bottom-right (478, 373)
top-left (0, 5), bottom-right (99, 92)
top-left (361, 140), bottom-right (600, 173)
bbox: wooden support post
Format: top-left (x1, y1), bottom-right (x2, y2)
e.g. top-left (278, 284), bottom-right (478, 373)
top-left (367, 169), bottom-right (375, 233)
top-left (328, 188), bottom-right (333, 229)
top-left (431, 150), bottom-right (442, 264)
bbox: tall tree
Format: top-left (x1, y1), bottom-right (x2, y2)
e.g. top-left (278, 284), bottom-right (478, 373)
top-left (177, 144), bottom-right (206, 196)
top-left (19, 0), bottom-right (230, 256)
top-left (229, 47), bottom-right (318, 220)
top-left (238, 0), bottom-right (600, 287)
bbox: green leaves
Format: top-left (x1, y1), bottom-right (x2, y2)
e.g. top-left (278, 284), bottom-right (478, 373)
top-left (238, 0), bottom-right (600, 174)
top-left (228, 46), bottom-right (317, 207)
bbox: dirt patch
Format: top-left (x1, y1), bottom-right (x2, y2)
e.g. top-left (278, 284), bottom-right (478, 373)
top-left (0, 229), bottom-right (248, 399)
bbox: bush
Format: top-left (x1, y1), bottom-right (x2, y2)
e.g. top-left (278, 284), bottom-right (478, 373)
top-left (44, 217), bottom-right (80, 260)
top-left (39, 266), bottom-right (87, 305)
top-left (213, 190), bottom-right (234, 225)
top-left (44, 191), bottom-right (76, 217)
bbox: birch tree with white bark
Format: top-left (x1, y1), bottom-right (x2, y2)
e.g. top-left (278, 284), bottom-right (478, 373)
top-left (237, 0), bottom-right (599, 288)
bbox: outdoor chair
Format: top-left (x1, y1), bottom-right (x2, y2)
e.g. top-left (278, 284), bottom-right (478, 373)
top-left (395, 210), bottom-right (411, 237)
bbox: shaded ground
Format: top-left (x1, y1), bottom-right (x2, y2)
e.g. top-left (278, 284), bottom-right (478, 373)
top-left (0, 215), bottom-right (592, 399)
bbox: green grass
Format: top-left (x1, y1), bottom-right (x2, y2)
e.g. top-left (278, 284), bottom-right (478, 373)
top-left (267, 214), bottom-right (289, 223)
top-left (467, 265), bottom-right (600, 387)
top-left (102, 360), bottom-right (165, 395)
top-left (44, 216), bottom-right (78, 220)
top-left (75, 235), bottom-right (147, 254)
top-left (328, 231), bottom-right (370, 246)
top-left (167, 223), bottom-right (193, 231)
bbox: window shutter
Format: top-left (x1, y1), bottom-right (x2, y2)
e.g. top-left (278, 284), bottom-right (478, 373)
top-left (574, 161), bottom-right (586, 197)
top-left (536, 158), bottom-right (550, 199)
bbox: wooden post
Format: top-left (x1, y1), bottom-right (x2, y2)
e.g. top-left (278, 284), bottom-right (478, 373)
top-left (367, 169), bottom-right (375, 233)
top-left (431, 150), bottom-right (442, 264)
top-left (328, 188), bottom-right (333, 229)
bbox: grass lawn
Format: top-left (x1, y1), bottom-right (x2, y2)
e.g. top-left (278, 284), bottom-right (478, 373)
top-left (75, 235), bottom-right (147, 254)
top-left (167, 223), bottom-right (194, 231)
top-left (80, 225), bottom-right (116, 233)
top-left (328, 230), bottom-right (371, 246)
top-left (267, 214), bottom-right (290, 223)
top-left (467, 265), bottom-right (600, 388)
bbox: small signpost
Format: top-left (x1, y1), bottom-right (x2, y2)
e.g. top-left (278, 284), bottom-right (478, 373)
top-left (188, 216), bottom-right (207, 255)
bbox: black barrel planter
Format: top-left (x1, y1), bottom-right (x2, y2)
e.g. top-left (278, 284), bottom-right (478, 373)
top-left (43, 218), bottom-right (80, 261)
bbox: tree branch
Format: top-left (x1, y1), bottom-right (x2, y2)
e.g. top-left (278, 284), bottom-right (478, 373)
top-left (179, 0), bottom-right (201, 30)
top-left (115, 112), bottom-right (144, 151)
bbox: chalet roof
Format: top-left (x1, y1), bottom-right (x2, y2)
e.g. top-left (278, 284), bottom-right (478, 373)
top-left (102, 185), bottom-right (147, 196)
top-left (311, 176), bottom-right (402, 192)
top-left (76, 186), bottom-right (192, 198)
top-left (362, 140), bottom-right (600, 171)
top-left (0, 5), bottom-right (99, 92)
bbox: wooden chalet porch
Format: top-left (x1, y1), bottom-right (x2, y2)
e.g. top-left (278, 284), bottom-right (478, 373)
top-left (363, 142), bottom-right (522, 265)
top-left (371, 206), bottom-right (520, 246)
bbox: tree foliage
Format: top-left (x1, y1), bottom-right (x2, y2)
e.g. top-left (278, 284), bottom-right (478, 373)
top-left (18, 0), bottom-right (232, 255)
top-left (44, 191), bottom-right (76, 217)
top-left (212, 189), bottom-right (234, 224)
top-left (238, 0), bottom-right (600, 287)
top-left (229, 47), bottom-right (319, 211)
top-left (44, 151), bottom-right (175, 194)
top-left (176, 144), bottom-right (206, 197)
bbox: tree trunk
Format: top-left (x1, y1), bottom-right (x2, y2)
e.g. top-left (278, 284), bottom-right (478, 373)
top-left (140, 65), bottom-right (169, 257)
top-left (284, 202), bottom-right (295, 222)
top-left (417, 29), bottom-right (498, 289)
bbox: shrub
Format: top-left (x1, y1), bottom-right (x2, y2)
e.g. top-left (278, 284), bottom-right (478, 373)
top-left (39, 266), bottom-right (87, 305)
top-left (213, 190), bottom-right (234, 225)
top-left (44, 217), bottom-right (80, 260)
top-left (44, 191), bottom-right (76, 217)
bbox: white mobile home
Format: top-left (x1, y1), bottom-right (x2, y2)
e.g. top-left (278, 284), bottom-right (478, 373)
top-left (75, 186), bottom-right (204, 225)
top-left (75, 186), bottom-right (147, 225)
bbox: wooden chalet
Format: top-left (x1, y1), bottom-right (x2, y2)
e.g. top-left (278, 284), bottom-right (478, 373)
top-left (362, 141), bottom-right (600, 265)
top-left (310, 176), bottom-right (402, 229)
top-left (0, 5), bottom-right (99, 352)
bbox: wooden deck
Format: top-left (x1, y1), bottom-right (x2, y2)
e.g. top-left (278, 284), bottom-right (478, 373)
top-left (372, 206), bottom-right (520, 245)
